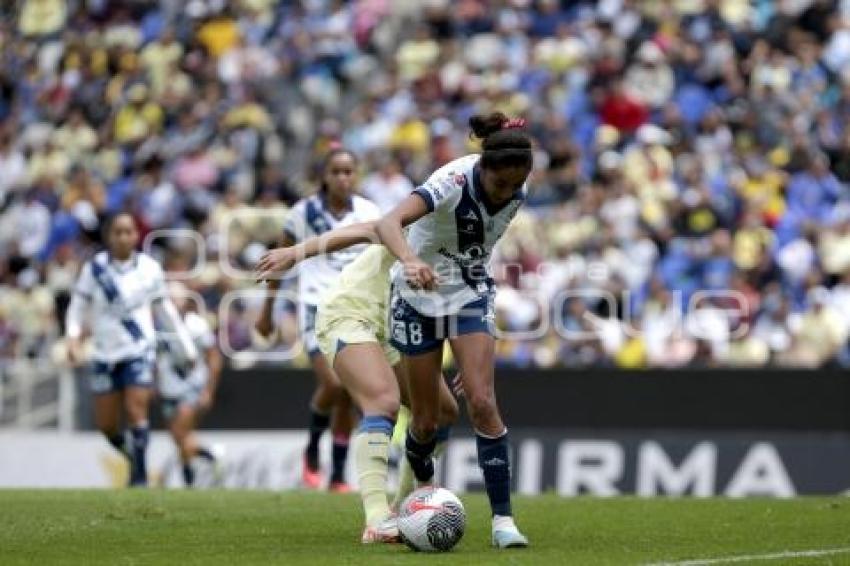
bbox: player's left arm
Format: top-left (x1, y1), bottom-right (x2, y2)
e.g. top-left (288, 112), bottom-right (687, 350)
top-left (254, 220), bottom-right (379, 282)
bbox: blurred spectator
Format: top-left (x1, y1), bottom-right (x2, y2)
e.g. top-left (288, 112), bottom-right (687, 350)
top-left (778, 287), bottom-right (847, 367)
top-left (360, 153), bottom-right (414, 213)
top-left (19, 0), bottom-right (66, 38)
top-left (140, 28), bottom-right (183, 96)
top-left (114, 84), bottom-right (164, 145)
top-left (0, 134), bottom-right (27, 206)
top-left (625, 42), bottom-right (675, 110)
top-left (599, 79), bottom-right (649, 134)
top-left (12, 190), bottom-right (51, 259)
top-left (196, 10), bottom-right (241, 58)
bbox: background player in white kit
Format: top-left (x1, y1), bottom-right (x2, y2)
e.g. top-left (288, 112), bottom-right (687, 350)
top-left (65, 213), bottom-right (197, 487)
top-left (157, 281), bottom-right (222, 488)
top-left (255, 147), bottom-right (380, 491)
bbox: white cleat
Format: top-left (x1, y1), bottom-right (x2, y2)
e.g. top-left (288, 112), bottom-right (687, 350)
top-left (491, 515), bottom-right (529, 549)
top-left (361, 517), bottom-right (401, 544)
top-left (492, 529), bottom-right (529, 549)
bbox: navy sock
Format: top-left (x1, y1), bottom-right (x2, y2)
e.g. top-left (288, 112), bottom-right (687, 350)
top-left (330, 435), bottom-right (350, 484)
top-left (129, 424), bottom-right (150, 487)
top-left (182, 463), bottom-right (195, 487)
top-left (107, 432), bottom-right (127, 457)
top-left (477, 431), bottom-right (512, 517)
top-left (306, 409), bottom-right (331, 470)
top-left (405, 429), bottom-right (437, 483)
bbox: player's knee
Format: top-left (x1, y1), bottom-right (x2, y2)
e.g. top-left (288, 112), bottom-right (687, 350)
top-left (170, 422), bottom-right (188, 443)
top-left (371, 391), bottom-right (400, 422)
top-left (177, 437), bottom-right (194, 461)
top-left (466, 389), bottom-right (498, 427)
top-left (411, 419), bottom-right (438, 442)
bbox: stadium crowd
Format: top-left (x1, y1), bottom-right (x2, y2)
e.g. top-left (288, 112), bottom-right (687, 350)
top-left (3, 0), bottom-right (850, 370)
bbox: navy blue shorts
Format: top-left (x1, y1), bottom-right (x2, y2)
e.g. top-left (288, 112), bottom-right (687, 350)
top-left (388, 292), bottom-right (495, 356)
top-left (90, 354), bottom-right (154, 395)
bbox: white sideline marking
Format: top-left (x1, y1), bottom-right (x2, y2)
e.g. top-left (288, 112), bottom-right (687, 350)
top-left (645, 546), bottom-right (850, 566)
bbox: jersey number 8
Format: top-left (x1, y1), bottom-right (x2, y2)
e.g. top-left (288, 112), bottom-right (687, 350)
top-left (392, 320), bottom-right (424, 346)
top-left (408, 322), bottom-right (423, 345)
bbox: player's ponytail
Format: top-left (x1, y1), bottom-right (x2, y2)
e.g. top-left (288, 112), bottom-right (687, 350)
top-left (469, 111), bottom-right (533, 171)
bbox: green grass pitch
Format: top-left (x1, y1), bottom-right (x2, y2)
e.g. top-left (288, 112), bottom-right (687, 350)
top-left (1, 491), bottom-right (849, 565)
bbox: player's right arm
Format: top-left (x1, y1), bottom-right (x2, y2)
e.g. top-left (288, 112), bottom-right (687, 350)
top-left (65, 262), bottom-right (93, 366)
top-left (253, 198), bottom-right (304, 342)
top-left (375, 195), bottom-right (437, 290)
top-left (376, 166), bottom-right (460, 291)
top-left (253, 276), bottom-right (282, 341)
top-left (252, 232), bottom-right (295, 342)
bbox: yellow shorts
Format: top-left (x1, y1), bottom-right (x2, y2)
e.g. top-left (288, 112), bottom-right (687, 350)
top-left (316, 306), bottom-right (401, 367)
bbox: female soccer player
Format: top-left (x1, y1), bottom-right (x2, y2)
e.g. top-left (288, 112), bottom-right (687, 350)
top-left (255, 147), bottom-right (380, 491)
top-left (66, 212), bottom-right (197, 486)
top-left (255, 225), bottom-right (459, 544)
top-left (157, 281), bottom-right (223, 487)
top-left (375, 111), bottom-right (532, 548)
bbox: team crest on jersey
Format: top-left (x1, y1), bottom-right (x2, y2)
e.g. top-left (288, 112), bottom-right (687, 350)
top-left (453, 173), bottom-right (467, 187)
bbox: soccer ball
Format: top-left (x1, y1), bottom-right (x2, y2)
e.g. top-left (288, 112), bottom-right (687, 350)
top-left (397, 486), bottom-right (466, 552)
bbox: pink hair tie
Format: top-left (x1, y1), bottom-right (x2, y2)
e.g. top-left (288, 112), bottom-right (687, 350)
top-left (502, 118), bottom-right (527, 129)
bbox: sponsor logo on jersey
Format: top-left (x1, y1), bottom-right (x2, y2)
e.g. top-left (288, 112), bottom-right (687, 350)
top-left (438, 245), bottom-right (488, 265)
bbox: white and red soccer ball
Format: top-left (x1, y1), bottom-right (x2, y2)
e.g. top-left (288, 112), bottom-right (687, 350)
top-left (397, 487), bottom-right (466, 552)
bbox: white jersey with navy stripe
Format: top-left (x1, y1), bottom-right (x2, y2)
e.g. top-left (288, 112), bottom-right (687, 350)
top-left (392, 154), bottom-right (527, 317)
top-left (72, 251), bottom-right (166, 363)
top-left (283, 193), bottom-right (380, 306)
top-left (157, 311), bottom-right (214, 399)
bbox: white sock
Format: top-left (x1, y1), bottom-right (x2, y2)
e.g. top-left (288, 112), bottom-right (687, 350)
top-left (492, 514), bottom-right (518, 532)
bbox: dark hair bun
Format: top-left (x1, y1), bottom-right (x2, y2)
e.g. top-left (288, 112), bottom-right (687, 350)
top-left (469, 111), bottom-right (510, 140)
top-left (470, 111), bottom-right (533, 171)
